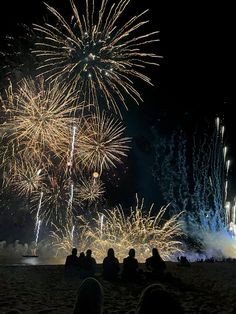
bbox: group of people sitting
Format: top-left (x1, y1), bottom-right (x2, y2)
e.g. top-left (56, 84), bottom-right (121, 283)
top-left (5, 248), bottom-right (185, 314)
top-left (65, 247), bottom-right (184, 313)
top-left (65, 246), bottom-right (171, 282)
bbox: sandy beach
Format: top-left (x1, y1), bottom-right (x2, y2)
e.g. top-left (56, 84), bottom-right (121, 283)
top-left (0, 262), bottom-right (236, 314)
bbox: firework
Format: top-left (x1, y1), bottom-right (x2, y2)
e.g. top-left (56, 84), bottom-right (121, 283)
top-left (0, 24), bottom-right (38, 83)
top-left (33, 0), bottom-right (161, 115)
top-left (76, 111), bottom-right (130, 172)
top-left (81, 195), bottom-right (184, 262)
top-left (31, 174), bottom-right (80, 225)
top-left (10, 161), bottom-right (44, 197)
top-left (49, 222), bottom-right (76, 256)
top-left (0, 77), bottom-right (82, 165)
top-left (77, 176), bottom-right (105, 203)
top-left (49, 218), bottom-right (89, 257)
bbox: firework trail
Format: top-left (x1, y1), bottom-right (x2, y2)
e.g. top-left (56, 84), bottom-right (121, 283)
top-left (35, 191), bottom-right (43, 231)
top-left (100, 213), bottom-right (104, 238)
top-left (35, 219), bottom-right (41, 245)
top-left (153, 117), bottom-right (236, 258)
top-left (67, 125), bottom-right (77, 172)
top-left (33, 0), bottom-right (161, 115)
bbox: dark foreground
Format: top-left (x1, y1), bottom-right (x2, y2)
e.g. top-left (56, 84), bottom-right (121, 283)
top-left (0, 262), bottom-right (236, 313)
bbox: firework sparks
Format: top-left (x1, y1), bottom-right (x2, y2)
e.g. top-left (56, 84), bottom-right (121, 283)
top-left (81, 195), bottom-right (184, 262)
top-left (49, 218), bottom-right (89, 256)
top-left (49, 222), bottom-right (76, 256)
top-left (33, 0), bottom-right (161, 115)
top-left (35, 219), bottom-right (42, 245)
top-left (76, 111), bottom-right (130, 172)
top-left (0, 77), bottom-right (81, 165)
top-left (9, 161), bottom-right (44, 197)
top-left (77, 176), bottom-right (105, 203)
top-left (31, 174), bottom-right (80, 225)
top-left (35, 191), bottom-right (43, 228)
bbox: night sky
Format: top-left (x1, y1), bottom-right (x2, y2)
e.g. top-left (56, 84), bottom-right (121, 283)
top-left (0, 1), bottom-right (232, 241)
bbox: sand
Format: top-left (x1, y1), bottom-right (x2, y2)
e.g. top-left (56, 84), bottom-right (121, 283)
top-left (0, 262), bottom-right (236, 313)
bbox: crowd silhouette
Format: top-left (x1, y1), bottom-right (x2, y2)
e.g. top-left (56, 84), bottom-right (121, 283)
top-left (64, 247), bottom-right (185, 313)
top-left (4, 247), bottom-right (185, 314)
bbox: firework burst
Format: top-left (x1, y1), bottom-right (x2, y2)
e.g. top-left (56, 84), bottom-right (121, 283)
top-left (77, 176), bottom-right (105, 203)
top-left (75, 111), bottom-right (130, 172)
top-left (10, 161), bottom-right (44, 198)
top-left (0, 77), bottom-right (81, 165)
top-left (33, 0), bottom-right (161, 115)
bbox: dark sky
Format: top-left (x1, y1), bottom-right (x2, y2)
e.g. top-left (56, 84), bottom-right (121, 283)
top-left (0, 1), bottom-right (224, 115)
top-left (0, 1), bottom-right (233, 197)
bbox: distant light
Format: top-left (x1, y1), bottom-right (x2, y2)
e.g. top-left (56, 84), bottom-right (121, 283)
top-left (93, 172), bottom-right (99, 178)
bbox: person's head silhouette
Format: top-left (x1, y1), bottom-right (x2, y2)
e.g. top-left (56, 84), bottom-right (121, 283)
top-left (73, 277), bottom-right (104, 314)
top-left (136, 283), bottom-right (184, 314)
top-left (129, 248), bottom-right (135, 258)
top-left (152, 248), bottom-right (161, 257)
top-left (86, 249), bottom-right (92, 257)
top-left (72, 248), bottom-right (77, 256)
top-left (107, 248), bottom-right (115, 257)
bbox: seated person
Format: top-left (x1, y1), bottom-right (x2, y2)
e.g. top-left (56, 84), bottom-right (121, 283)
top-left (77, 251), bottom-right (86, 278)
top-left (135, 283), bottom-right (185, 314)
top-left (65, 248), bottom-right (80, 279)
top-left (102, 248), bottom-right (120, 281)
top-left (73, 277), bottom-right (104, 314)
top-left (122, 248), bottom-right (141, 282)
top-left (83, 249), bottom-right (97, 278)
top-left (178, 255), bottom-right (191, 267)
top-left (145, 248), bottom-right (166, 279)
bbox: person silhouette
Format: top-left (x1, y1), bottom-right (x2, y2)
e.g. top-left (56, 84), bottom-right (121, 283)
top-left (83, 249), bottom-right (97, 278)
top-left (73, 277), bottom-right (104, 314)
top-left (122, 248), bottom-right (141, 282)
top-left (145, 248), bottom-right (166, 279)
top-left (135, 283), bottom-right (185, 314)
top-left (102, 248), bottom-right (120, 281)
top-left (77, 251), bottom-right (86, 278)
top-left (178, 256), bottom-right (191, 267)
top-left (64, 248), bottom-right (80, 279)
